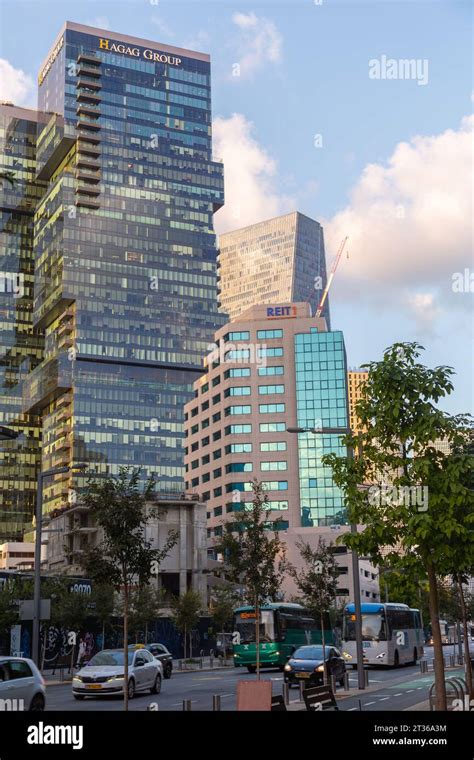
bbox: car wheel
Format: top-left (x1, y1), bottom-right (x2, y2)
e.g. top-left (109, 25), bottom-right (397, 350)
top-left (164, 663), bottom-right (172, 679)
top-left (128, 679), bottom-right (135, 700)
top-left (151, 673), bottom-right (162, 694)
top-left (247, 665), bottom-right (256, 674)
top-left (29, 693), bottom-right (45, 711)
top-left (73, 695), bottom-right (85, 701)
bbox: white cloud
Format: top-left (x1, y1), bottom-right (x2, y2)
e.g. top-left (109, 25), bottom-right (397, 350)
top-left (86, 17), bottom-right (111, 30)
top-left (0, 59), bottom-right (35, 107)
top-left (150, 15), bottom-right (174, 39)
top-left (230, 12), bottom-right (282, 79)
top-left (213, 113), bottom-right (294, 234)
top-left (325, 115), bottom-right (473, 324)
top-left (182, 30), bottom-right (211, 53)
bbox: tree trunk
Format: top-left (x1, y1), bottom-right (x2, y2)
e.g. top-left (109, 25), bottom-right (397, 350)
top-left (123, 585), bottom-right (129, 712)
top-left (457, 577), bottom-right (473, 697)
top-left (184, 624), bottom-right (187, 662)
top-left (426, 561), bottom-right (447, 710)
top-left (255, 598), bottom-right (260, 680)
top-left (189, 631), bottom-right (192, 660)
top-left (145, 622), bottom-right (148, 645)
top-left (320, 612), bottom-right (327, 685)
top-left (102, 623), bottom-right (105, 651)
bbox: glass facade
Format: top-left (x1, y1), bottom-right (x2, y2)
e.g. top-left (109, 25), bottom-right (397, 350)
top-left (295, 330), bottom-right (349, 527)
top-left (0, 106), bottom-right (45, 540)
top-left (1, 23), bottom-right (225, 523)
top-left (218, 211), bottom-right (330, 327)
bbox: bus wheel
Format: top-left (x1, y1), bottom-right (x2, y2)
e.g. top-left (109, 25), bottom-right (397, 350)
top-left (394, 650), bottom-right (399, 667)
top-left (247, 665), bottom-right (256, 674)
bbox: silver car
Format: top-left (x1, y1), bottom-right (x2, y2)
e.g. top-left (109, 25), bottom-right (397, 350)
top-left (0, 656), bottom-right (46, 711)
top-left (73, 648), bottom-right (163, 700)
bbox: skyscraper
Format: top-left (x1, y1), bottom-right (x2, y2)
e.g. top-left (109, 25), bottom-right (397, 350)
top-left (217, 211), bottom-right (330, 327)
top-left (0, 105), bottom-right (45, 541)
top-left (1, 22), bottom-right (225, 528)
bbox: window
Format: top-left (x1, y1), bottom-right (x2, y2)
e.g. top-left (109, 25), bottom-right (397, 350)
top-left (191, 459), bottom-right (199, 470)
top-left (224, 386), bottom-right (251, 397)
top-left (225, 368), bottom-right (251, 378)
top-left (226, 349), bottom-right (250, 361)
top-left (257, 329), bottom-right (283, 339)
top-left (225, 424), bottom-right (252, 435)
top-left (258, 385), bottom-right (285, 395)
top-left (202, 436), bottom-right (210, 447)
top-left (260, 441), bottom-right (287, 452)
top-left (213, 486), bottom-right (222, 497)
top-left (191, 407), bottom-right (198, 417)
top-left (225, 463), bottom-right (253, 473)
top-left (225, 331), bottom-right (250, 341)
top-left (7, 661), bottom-right (33, 679)
top-left (191, 477), bottom-right (199, 487)
top-left (260, 461), bottom-right (287, 471)
top-left (213, 449), bottom-right (222, 460)
top-left (201, 383), bottom-right (209, 393)
top-left (202, 491), bottom-right (210, 501)
top-left (202, 454), bottom-right (210, 465)
top-left (212, 412), bottom-right (221, 423)
top-left (191, 441), bottom-right (199, 452)
top-left (212, 394), bottom-right (221, 404)
top-left (225, 443), bottom-right (252, 454)
top-left (213, 468), bottom-right (222, 478)
top-left (201, 401), bottom-right (209, 412)
top-left (191, 424), bottom-right (198, 435)
top-left (258, 366), bottom-right (284, 376)
top-left (212, 376), bottom-right (221, 387)
top-left (225, 405), bottom-right (251, 416)
top-left (258, 347), bottom-right (283, 358)
top-left (259, 403), bottom-right (285, 414)
top-left (202, 472), bottom-right (210, 483)
top-left (260, 422), bottom-right (286, 433)
top-left (266, 501), bottom-right (289, 510)
top-left (261, 481), bottom-right (288, 490)
top-left (202, 418), bottom-right (209, 429)
top-left (214, 506), bottom-right (222, 517)
top-left (212, 431), bottom-right (221, 442)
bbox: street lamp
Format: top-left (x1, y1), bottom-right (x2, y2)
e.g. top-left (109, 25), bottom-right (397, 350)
top-left (32, 462), bottom-right (87, 667)
top-left (287, 424), bottom-right (366, 690)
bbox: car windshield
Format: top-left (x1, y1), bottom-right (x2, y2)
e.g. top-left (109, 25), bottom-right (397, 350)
top-left (293, 646), bottom-right (324, 660)
top-left (86, 651), bottom-right (133, 667)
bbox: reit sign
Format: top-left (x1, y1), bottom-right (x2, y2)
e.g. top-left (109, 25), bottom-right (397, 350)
top-left (266, 305), bottom-right (297, 318)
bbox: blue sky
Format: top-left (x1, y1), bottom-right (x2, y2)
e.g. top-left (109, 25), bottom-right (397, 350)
top-left (0, 0), bottom-right (472, 414)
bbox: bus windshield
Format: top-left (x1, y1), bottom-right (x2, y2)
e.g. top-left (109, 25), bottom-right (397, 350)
top-left (344, 612), bottom-right (387, 641)
top-left (233, 610), bottom-right (276, 643)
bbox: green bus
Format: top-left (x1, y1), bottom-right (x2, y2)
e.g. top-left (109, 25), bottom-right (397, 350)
top-left (232, 603), bottom-right (334, 672)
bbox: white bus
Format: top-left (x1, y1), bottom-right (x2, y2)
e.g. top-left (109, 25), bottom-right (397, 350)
top-left (342, 602), bottom-right (424, 667)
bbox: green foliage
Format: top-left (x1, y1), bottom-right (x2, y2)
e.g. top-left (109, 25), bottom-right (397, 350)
top-left (215, 480), bottom-right (287, 606)
top-left (44, 577), bottom-right (89, 632)
top-left (288, 538), bottom-right (339, 621)
top-left (210, 586), bottom-right (240, 633)
top-left (90, 584), bottom-right (116, 628)
top-left (128, 586), bottom-right (164, 638)
top-left (170, 589), bottom-right (202, 635)
top-left (0, 583), bottom-right (19, 634)
top-left (80, 467), bottom-right (178, 590)
top-left (0, 170), bottom-right (16, 186)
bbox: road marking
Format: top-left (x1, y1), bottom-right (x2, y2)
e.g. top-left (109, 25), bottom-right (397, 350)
top-left (406, 689), bottom-right (415, 693)
top-left (393, 693), bottom-right (403, 697)
top-left (347, 707), bottom-right (358, 711)
top-left (365, 701), bottom-right (376, 705)
top-left (378, 697), bottom-right (390, 701)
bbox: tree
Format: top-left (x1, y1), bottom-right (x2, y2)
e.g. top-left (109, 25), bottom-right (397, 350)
top-left (170, 590), bottom-right (202, 661)
top-left (288, 538), bottom-right (339, 683)
top-left (210, 586), bottom-right (240, 657)
top-left (322, 342), bottom-right (474, 710)
top-left (0, 583), bottom-right (19, 644)
top-left (215, 480), bottom-right (287, 678)
top-left (80, 467), bottom-right (178, 710)
top-left (128, 586), bottom-right (164, 644)
top-left (0, 170), bottom-right (16, 186)
top-left (90, 584), bottom-right (116, 651)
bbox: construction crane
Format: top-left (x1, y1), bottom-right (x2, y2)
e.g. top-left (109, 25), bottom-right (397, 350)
top-left (315, 235), bottom-right (349, 318)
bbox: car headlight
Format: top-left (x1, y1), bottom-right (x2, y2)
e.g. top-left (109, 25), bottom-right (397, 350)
top-left (342, 651), bottom-right (352, 660)
top-left (73, 676), bottom-right (83, 682)
top-left (233, 653), bottom-right (239, 658)
top-left (107, 675), bottom-right (124, 681)
top-left (284, 663), bottom-right (292, 672)
top-left (315, 665), bottom-right (325, 672)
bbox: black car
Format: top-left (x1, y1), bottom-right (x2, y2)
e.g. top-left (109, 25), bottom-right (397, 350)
top-left (144, 644), bottom-right (173, 679)
top-left (284, 645), bottom-right (346, 688)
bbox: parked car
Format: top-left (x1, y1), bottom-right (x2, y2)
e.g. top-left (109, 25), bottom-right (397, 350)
top-left (128, 643), bottom-right (173, 679)
top-left (0, 656), bottom-right (45, 711)
top-left (284, 645), bottom-right (346, 688)
top-left (73, 648), bottom-right (163, 700)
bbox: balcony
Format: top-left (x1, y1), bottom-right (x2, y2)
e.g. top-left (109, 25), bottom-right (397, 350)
top-left (76, 155), bottom-right (100, 170)
top-left (76, 198), bottom-right (100, 209)
top-left (77, 54), bottom-right (101, 66)
top-left (76, 90), bottom-right (102, 104)
top-left (76, 104), bottom-right (100, 118)
top-left (76, 119), bottom-right (101, 132)
top-left (77, 65), bottom-right (101, 78)
top-left (76, 78), bottom-right (102, 91)
top-left (75, 183), bottom-right (100, 197)
top-left (76, 131), bottom-right (100, 144)
top-left (75, 169), bottom-right (100, 184)
top-left (77, 139), bottom-right (101, 156)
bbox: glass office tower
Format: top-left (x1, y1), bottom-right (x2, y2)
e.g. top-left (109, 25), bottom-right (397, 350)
top-left (295, 330), bottom-right (348, 526)
top-left (0, 105), bottom-right (45, 540)
top-left (17, 22), bottom-right (225, 515)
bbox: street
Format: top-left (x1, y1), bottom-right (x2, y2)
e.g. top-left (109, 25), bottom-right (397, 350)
top-left (43, 645), bottom-right (472, 712)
